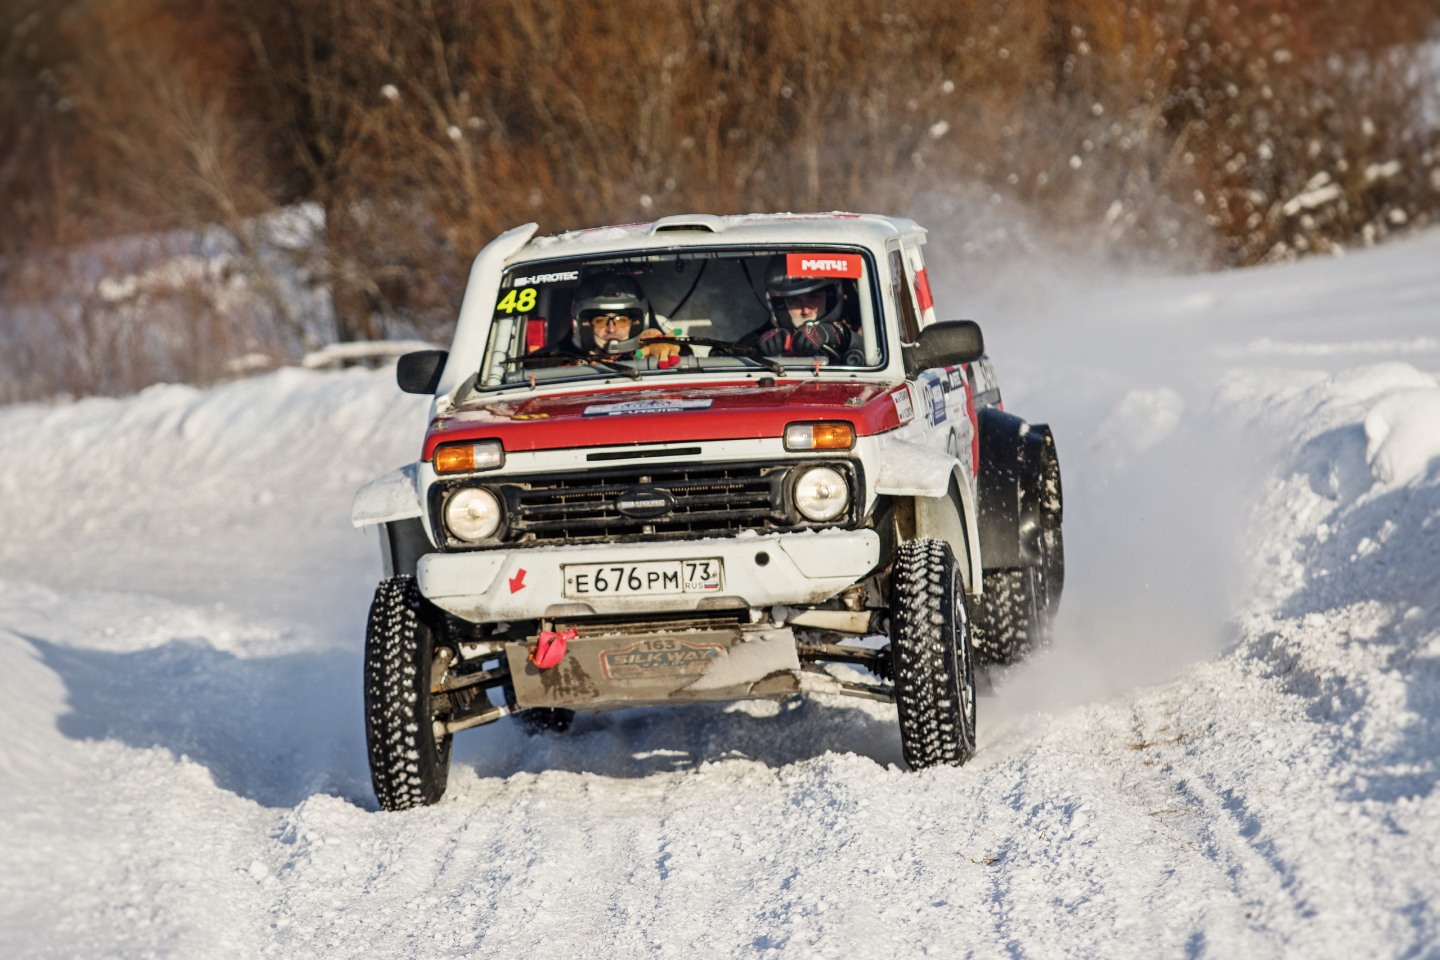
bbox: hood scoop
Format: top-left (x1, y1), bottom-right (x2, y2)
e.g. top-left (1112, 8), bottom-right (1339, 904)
top-left (650, 215), bottom-right (725, 234)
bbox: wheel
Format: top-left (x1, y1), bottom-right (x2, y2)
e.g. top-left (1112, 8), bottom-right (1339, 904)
top-left (974, 437), bottom-right (1064, 666)
top-left (1038, 433), bottom-right (1065, 608)
top-left (888, 538), bottom-right (977, 769)
top-left (973, 565), bottom-right (1048, 666)
top-left (363, 575), bottom-right (452, 810)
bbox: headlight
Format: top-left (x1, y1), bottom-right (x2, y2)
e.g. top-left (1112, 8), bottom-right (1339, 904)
top-left (792, 465), bottom-right (850, 522)
top-left (434, 440), bottom-right (505, 474)
top-left (444, 487), bottom-right (503, 542)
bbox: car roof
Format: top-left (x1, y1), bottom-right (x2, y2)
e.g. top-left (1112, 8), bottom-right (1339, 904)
top-left (509, 212), bottom-right (925, 265)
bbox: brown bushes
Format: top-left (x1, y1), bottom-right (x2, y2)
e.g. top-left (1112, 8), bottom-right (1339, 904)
top-left (2, 0), bottom-right (1438, 399)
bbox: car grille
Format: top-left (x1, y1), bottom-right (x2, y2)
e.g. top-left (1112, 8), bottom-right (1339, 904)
top-left (429, 460), bottom-right (860, 550)
top-left (496, 462), bottom-right (789, 545)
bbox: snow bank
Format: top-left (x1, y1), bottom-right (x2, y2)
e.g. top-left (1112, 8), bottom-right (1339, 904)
top-left (0, 365), bottom-right (429, 628)
top-left (1365, 386), bottom-right (1440, 486)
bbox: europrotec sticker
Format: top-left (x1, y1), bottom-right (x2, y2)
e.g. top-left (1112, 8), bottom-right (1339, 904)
top-left (511, 270), bottom-right (580, 286)
top-left (582, 398), bottom-right (714, 417)
top-left (786, 253), bottom-right (862, 279)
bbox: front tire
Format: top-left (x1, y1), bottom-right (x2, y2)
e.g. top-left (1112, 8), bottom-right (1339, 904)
top-left (363, 575), bottom-right (453, 810)
top-left (889, 539), bottom-right (977, 769)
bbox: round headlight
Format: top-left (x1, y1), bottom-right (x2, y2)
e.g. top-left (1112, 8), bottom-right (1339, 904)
top-left (793, 465), bottom-right (850, 522)
top-left (444, 487), bottom-right (502, 542)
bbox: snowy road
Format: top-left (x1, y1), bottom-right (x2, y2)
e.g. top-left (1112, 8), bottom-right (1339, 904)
top-left (2, 231), bottom-right (1438, 958)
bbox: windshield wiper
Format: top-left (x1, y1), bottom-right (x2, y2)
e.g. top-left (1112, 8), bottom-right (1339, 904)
top-left (503, 351), bottom-right (642, 381)
top-left (643, 336), bottom-right (787, 376)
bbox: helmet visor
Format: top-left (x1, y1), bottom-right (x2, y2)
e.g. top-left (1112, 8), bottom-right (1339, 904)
top-left (582, 309), bottom-right (642, 331)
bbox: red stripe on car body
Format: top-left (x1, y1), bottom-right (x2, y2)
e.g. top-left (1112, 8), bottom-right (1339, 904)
top-left (914, 268), bottom-right (934, 313)
top-left (423, 380), bottom-right (906, 458)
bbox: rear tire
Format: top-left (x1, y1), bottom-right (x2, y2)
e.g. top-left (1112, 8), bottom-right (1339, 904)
top-left (889, 539), bottom-right (977, 769)
top-left (1039, 433), bottom-right (1066, 606)
top-left (363, 575), bottom-right (452, 811)
top-left (975, 438), bottom-right (1064, 666)
top-left (973, 565), bottom-right (1049, 666)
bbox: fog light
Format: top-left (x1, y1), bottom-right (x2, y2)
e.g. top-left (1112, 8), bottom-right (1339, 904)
top-left (792, 465), bottom-right (849, 522)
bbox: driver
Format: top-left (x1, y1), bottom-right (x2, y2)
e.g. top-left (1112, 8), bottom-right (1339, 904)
top-left (568, 273), bottom-right (680, 362)
top-left (741, 255), bottom-right (855, 360)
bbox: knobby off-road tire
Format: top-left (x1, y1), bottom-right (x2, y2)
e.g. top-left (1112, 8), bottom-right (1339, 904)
top-left (363, 575), bottom-right (452, 811)
top-left (975, 443), bottom-right (1065, 666)
top-left (889, 538), bottom-right (977, 769)
top-left (1039, 433), bottom-right (1066, 606)
top-left (973, 566), bottom-right (1049, 666)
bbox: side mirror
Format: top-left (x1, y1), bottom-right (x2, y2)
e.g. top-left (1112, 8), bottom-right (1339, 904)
top-left (903, 321), bottom-right (984, 376)
top-left (396, 349), bottom-right (448, 395)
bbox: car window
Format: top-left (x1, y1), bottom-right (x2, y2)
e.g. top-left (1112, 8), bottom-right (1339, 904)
top-left (476, 247), bottom-right (884, 390)
top-left (888, 249), bottom-right (921, 343)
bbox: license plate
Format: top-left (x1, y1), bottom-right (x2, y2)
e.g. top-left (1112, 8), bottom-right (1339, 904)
top-left (563, 559), bottom-right (723, 597)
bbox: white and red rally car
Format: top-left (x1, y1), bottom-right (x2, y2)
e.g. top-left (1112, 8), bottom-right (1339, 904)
top-left (353, 213), bottom-right (1064, 810)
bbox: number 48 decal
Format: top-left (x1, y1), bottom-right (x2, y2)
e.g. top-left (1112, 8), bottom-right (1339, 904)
top-left (496, 287), bottom-right (537, 313)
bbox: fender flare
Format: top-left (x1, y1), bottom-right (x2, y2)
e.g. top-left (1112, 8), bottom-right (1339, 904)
top-left (376, 517), bottom-right (433, 578)
top-left (912, 469), bottom-right (982, 595)
top-left (352, 463), bottom-right (433, 578)
top-left (351, 463), bottom-right (423, 528)
top-left (976, 408), bottom-right (1054, 570)
top-left (874, 437), bottom-right (982, 593)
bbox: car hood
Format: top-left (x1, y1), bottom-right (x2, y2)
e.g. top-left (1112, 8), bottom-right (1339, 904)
top-left (424, 379), bottom-right (908, 457)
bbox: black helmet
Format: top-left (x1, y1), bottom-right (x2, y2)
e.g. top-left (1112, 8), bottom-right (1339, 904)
top-left (764, 254), bottom-right (844, 326)
top-left (570, 272), bottom-right (652, 351)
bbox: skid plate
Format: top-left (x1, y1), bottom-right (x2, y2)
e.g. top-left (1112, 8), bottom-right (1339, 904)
top-left (506, 626), bottom-right (801, 710)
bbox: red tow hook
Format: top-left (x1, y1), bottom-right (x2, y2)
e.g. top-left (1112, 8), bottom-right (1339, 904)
top-left (529, 628), bottom-right (576, 669)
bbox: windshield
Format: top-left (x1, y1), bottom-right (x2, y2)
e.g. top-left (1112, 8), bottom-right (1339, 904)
top-left (475, 246), bottom-right (883, 390)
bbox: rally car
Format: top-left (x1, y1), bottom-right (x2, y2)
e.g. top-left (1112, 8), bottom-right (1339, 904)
top-left (352, 213), bottom-right (1064, 810)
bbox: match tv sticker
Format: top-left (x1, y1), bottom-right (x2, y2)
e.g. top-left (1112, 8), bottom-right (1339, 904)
top-left (787, 253), bottom-right (862, 279)
top-left (582, 398), bottom-right (715, 417)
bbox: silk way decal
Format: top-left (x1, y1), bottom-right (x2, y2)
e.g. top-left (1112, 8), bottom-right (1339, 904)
top-left (582, 398), bottom-right (715, 417)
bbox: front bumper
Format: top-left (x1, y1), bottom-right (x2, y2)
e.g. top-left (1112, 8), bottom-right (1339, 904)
top-left (417, 528), bottom-right (881, 622)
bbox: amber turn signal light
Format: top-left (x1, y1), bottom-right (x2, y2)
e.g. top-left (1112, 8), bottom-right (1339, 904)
top-left (783, 422), bottom-right (856, 451)
top-left (434, 440), bottom-right (505, 474)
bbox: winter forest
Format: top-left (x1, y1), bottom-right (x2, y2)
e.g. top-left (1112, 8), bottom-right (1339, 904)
top-left (3, 0), bottom-right (1439, 400)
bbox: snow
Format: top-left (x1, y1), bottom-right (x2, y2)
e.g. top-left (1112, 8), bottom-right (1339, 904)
top-left (3, 227), bottom-right (1440, 957)
top-left (1365, 387), bottom-right (1440, 485)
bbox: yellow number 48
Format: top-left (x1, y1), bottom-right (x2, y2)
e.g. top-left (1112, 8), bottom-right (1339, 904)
top-left (496, 287), bottom-right (538, 313)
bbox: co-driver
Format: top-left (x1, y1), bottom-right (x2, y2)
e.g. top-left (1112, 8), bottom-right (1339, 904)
top-left (741, 255), bottom-right (856, 362)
